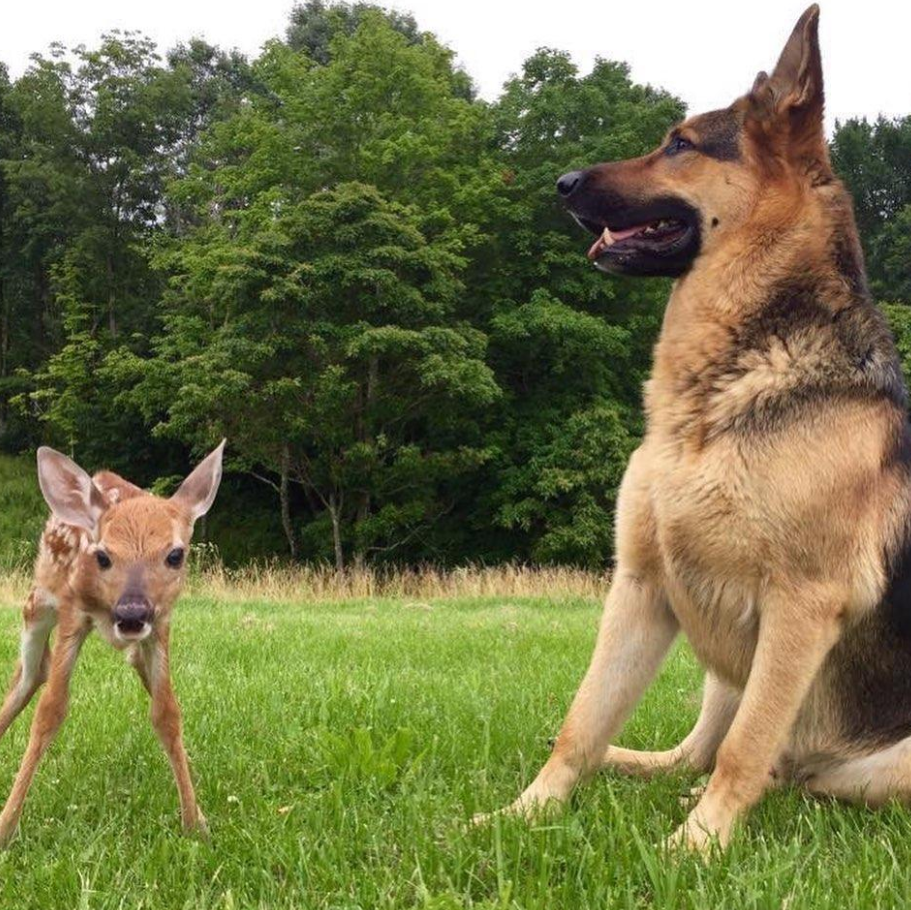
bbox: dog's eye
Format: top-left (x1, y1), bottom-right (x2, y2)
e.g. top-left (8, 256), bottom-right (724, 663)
top-left (96, 550), bottom-right (112, 570)
top-left (666, 136), bottom-right (695, 156)
top-left (166, 547), bottom-right (185, 569)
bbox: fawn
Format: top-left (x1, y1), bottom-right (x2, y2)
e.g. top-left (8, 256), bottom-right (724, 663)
top-left (0, 441), bottom-right (225, 846)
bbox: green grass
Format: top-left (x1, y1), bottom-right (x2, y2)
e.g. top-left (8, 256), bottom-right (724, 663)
top-left (0, 594), bottom-right (907, 909)
top-left (0, 455), bottom-right (45, 570)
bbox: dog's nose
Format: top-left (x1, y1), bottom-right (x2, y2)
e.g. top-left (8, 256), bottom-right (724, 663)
top-left (112, 597), bottom-right (152, 633)
top-left (556, 170), bottom-right (583, 198)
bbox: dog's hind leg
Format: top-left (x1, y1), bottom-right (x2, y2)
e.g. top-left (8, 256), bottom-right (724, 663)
top-left (803, 737), bottom-right (911, 807)
top-left (602, 672), bottom-right (741, 778)
top-left (0, 588), bottom-right (57, 741)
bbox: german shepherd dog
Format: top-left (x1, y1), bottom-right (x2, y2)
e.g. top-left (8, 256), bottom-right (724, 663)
top-left (481, 5), bottom-right (911, 853)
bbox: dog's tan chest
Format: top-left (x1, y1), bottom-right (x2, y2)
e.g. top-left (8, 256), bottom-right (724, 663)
top-left (648, 444), bottom-right (766, 687)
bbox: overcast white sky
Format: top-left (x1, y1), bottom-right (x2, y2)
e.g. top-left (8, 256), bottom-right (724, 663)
top-left (0, 1), bottom-right (904, 131)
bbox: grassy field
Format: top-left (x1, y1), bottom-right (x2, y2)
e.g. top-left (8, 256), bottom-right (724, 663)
top-left (0, 587), bottom-right (907, 909)
top-left (0, 455), bottom-right (46, 571)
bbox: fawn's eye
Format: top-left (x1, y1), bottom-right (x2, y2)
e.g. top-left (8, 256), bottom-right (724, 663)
top-left (665, 135), bottom-right (695, 156)
top-left (166, 547), bottom-right (185, 569)
top-left (95, 550), bottom-right (112, 570)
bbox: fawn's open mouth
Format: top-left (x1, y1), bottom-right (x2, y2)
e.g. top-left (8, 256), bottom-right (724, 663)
top-left (113, 620), bottom-right (152, 642)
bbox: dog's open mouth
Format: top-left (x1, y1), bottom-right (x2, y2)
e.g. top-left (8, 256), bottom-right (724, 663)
top-left (567, 199), bottom-right (701, 277)
top-left (585, 218), bottom-right (689, 259)
top-left (573, 211), bottom-right (693, 259)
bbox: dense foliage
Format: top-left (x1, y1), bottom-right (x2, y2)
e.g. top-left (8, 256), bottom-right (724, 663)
top-left (0, 2), bottom-right (907, 567)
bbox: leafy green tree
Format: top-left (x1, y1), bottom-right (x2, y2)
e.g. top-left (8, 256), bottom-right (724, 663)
top-left (163, 39), bottom-right (259, 231)
top-left (0, 63), bottom-right (28, 441)
top-left (286, 0), bottom-right (420, 64)
top-left (7, 33), bottom-right (250, 469)
top-left (486, 291), bottom-right (639, 564)
top-left (103, 23), bottom-right (684, 567)
top-left (831, 116), bottom-right (911, 301)
top-left (0, 53), bottom-right (86, 449)
top-left (131, 12), bottom-right (507, 563)
top-left (110, 183), bottom-right (499, 566)
top-left (869, 205), bottom-right (911, 304)
top-left (178, 13), bottom-right (487, 216)
top-left (466, 51), bottom-right (683, 563)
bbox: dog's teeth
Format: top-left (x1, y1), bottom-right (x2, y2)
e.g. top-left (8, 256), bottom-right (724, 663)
top-left (601, 227), bottom-right (614, 247)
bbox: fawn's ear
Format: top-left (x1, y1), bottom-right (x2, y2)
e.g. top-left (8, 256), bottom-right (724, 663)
top-left (172, 440), bottom-right (226, 523)
top-left (36, 447), bottom-right (107, 532)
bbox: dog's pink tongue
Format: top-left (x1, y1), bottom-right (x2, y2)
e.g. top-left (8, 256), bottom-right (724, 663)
top-left (587, 234), bottom-right (607, 259)
top-left (587, 223), bottom-right (647, 260)
top-left (610, 224), bottom-right (647, 241)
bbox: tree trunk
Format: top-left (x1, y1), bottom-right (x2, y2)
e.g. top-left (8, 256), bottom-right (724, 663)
top-left (0, 281), bottom-right (7, 439)
top-left (328, 492), bottom-right (344, 571)
top-left (106, 252), bottom-right (117, 338)
top-left (280, 445), bottom-right (298, 560)
top-left (0, 284), bottom-right (8, 378)
top-left (353, 355), bottom-right (378, 568)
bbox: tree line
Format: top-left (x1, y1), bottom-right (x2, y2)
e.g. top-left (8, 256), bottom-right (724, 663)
top-left (1, 1), bottom-right (909, 568)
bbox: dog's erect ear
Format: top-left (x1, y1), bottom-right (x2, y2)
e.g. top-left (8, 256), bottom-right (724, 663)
top-left (171, 439), bottom-right (226, 523)
top-left (770, 4), bottom-right (823, 112)
top-left (749, 5), bottom-right (828, 174)
top-left (37, 447), bottom-right (108, 532)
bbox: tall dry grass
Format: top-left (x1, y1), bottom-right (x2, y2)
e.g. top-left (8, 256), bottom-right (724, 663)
top-left (190, 561), bottom-right (610, 603)
top-left (0, 568), bottom-right (29, 606)
top-left (0, 559), bottom-right (610, 607)
top-left (0, 558), bottom-right (609, 606)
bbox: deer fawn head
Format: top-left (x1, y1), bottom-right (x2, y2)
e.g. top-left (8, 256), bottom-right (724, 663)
top-left (35, 442), bottom-right (225, 646)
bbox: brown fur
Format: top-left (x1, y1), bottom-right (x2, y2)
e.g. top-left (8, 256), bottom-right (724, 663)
top-left (0, 444), bottom-right (224, 846)
top-left (481, 6), bottom-right (911, 854)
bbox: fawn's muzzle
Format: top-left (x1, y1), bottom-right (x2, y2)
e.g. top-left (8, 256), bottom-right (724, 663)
top-left (112, 597), bottom-right (152, 636)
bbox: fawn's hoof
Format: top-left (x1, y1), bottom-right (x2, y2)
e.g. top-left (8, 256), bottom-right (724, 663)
top-left (182, 811), bottom-right (209, 840)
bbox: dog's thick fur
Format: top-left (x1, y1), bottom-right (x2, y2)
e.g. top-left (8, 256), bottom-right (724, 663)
top-left (484, 5), bottom-right (911, 852)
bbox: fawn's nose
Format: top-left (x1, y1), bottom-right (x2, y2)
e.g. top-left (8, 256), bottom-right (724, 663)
top-left (556, 170), bottom-right (583, 198)
top-left (112, 597), bottom-right (152, 635)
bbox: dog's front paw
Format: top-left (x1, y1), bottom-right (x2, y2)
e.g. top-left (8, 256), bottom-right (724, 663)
top-left (471, 792), bottom-right (565, 827)
top-left (677, 781), bottom-right (707, 808)
top-left (666, 806), bottom-right (731, 859)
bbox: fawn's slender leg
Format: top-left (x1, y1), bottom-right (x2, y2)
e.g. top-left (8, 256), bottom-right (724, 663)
top-left (671, 584), bottom-right (843, 853)
top-left (482, 569), bottom-right (678, 819)
top-left (132, 627), bottom-right (206, 836)
top-left (0, 612), bottom-right (89, 846)
top-left (127, 645), bottom-right (152, 696)
top-left (601, 672), bottom-right (741, 778)
top-left (0, 589), bottom-right (57, 741)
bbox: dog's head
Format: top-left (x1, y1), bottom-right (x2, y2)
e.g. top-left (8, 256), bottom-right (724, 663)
top-left (558, 5), bottom-right (830, 277)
